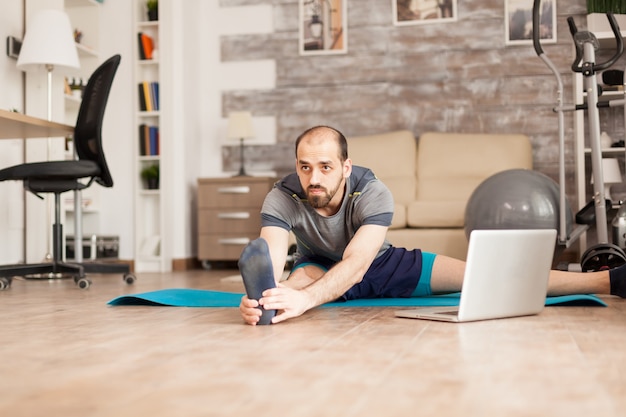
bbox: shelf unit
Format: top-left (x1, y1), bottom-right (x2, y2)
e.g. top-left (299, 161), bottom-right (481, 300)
top-left (573, 28), bottom-right (626, 250)
top-left (133, 0), bottom-right (165, 272)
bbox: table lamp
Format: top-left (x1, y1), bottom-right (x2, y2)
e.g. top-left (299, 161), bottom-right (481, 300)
top-left (227, 111), bottom-right (255, 176)
top-left (591, 158), bottom-right (623, 203)
top-left (17, 9), bottom-right (80, 123)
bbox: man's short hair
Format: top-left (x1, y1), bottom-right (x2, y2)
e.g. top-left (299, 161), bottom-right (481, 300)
top-left (295, 126), bottom-right (348, 162)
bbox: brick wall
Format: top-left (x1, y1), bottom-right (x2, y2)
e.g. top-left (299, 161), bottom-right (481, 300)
top-left (220, 0), bottom-right (589, 201)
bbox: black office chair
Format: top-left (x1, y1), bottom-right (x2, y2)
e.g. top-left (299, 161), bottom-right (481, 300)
top-left (0, 54), bottom-right (135, 290)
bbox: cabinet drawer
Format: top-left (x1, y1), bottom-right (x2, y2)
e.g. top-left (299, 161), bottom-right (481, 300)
top-left (198, 209), bottom-right (261, 234)
top-left (198, 181), bottom-right (272, 209)
top-left (197, 177), bottom-right (276, 262)
top-left (198, 234), bottom-right (258, 260)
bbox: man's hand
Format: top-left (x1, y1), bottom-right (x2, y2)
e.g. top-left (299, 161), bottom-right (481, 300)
top-left (240, 284), bottom-right (312, 325)
top-left (259, 284), bottom-right (313, 324)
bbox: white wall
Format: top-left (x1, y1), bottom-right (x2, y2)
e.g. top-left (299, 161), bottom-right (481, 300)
top-left (166, 1), bottom-right (276, 261)
top-left (199, 2), bottom-right (276, 179)
top-left (0, 1), bottom-right (24, 263)
top-left (165, 0), bottom-right (195, 261)
top-left (96, 0), bottom-right (134, 260)
top-left (0, 4), bottom-right (24, 111)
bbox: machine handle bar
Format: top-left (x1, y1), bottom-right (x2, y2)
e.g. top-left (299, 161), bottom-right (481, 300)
top-left (533, 0), bottom-right (623, 74)
top-left (567, 13), bottom-right (623, 73)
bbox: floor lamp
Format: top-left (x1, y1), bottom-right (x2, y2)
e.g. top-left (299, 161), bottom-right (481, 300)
top-left (16, 9), bottom-right (80, 262)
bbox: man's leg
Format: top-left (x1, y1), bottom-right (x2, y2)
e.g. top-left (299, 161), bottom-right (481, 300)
top-left (428, 255), bottom-right (465, 294)
top-left (429, 254), bottom-right (624, 296)
top-left (546, 268), bottom-right (610, 296)
top-left (284, 265), bottom-right (325, 290)
top-left (238, 238), bottom-right (277, 325)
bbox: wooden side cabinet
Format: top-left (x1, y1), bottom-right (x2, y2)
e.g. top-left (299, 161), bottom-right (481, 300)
top-left (197, 176), bottom-right (276, 264)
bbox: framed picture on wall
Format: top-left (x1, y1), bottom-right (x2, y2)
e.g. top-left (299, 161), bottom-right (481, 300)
top-left (392, 0), bottom-right (458, 26)
top-left (505, 0), bottom-right (556, 45)
top-left (299, 0), bottom-right (347, 55)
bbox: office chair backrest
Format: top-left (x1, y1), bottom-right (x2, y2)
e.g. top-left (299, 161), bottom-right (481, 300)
top-left (74, 54), bottom-right (121, 188)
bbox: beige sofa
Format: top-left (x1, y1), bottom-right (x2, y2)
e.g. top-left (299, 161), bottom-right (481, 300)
top-left (347, 131), bottom-right (533, 260)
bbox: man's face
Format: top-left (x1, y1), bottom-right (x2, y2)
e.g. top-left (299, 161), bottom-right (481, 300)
top-left (295, 132), bottom-right (351, 212)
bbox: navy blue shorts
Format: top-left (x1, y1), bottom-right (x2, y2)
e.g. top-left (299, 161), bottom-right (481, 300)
top-left (291, 247), bottom-right (436, 300)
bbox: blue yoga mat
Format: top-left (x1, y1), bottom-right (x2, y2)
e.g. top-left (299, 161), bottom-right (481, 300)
top-left (107, 288), bottom-right (607, 308)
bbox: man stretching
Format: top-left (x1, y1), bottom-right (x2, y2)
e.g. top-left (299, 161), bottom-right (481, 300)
top-left (239, 126), bottom-right (626, 325)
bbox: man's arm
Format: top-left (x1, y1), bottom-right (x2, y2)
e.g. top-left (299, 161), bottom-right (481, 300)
top-left (260, 224), bottom-right (388, 323)
top-left (301, 223), bottom-right (387, 306)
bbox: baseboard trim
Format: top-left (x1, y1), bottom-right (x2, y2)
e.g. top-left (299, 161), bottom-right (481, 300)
top-left (172, 257), bottom-right (200, 271)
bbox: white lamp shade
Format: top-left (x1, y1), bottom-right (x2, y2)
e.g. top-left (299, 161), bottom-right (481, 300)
top-left (17, 9), bottom-right (80, 72)
top-left (227, 111), bottom-right (255, 139)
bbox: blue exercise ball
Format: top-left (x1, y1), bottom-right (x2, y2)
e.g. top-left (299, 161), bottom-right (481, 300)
top-left (464, 169), bottom-right (573, 239)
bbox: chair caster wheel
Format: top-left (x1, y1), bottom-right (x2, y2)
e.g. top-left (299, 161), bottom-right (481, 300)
top-left (77, 278), bottom-right (91, 289)
top-left (0, 277), bottom-right (11, 290)
top-left (123, 273), bottom-right (136, 285)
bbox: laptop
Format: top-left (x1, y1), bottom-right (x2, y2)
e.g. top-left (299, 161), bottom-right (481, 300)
top-left (395, 228), bottom-right (557, 322)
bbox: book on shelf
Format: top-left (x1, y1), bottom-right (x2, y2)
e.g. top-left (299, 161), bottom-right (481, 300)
top-left (139, 124), bottom-right (160, 156)
top-left (137, 81), bottom-right (159, 111)
top-left (137, 32), bottom-right (154, 60)
top-left (142, 82), bottom-right (152, 111)
top-left (151, 82), bottom-right (160, 110)
top-left (138, 83), bottom-right (147, 111)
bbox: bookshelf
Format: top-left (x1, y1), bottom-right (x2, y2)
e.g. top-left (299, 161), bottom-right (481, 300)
top-left (134, 0), bottom-right (165, 272)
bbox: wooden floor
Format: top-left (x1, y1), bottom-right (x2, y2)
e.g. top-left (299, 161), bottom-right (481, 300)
top-left (1, 268), bottom-right (626, 417)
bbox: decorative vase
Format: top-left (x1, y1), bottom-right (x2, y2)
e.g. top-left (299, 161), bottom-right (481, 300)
top-left (148, 9), bottom-right (158, 21)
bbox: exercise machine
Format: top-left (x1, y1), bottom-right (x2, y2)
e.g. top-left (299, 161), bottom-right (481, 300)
top-left (532, 0), bottom-right (626, 271)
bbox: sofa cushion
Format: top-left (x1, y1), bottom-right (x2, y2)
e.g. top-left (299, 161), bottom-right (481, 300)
top-left (391, 203), bottom-right (407, 229)
top-left (386, 228), bottom-right (469, 260)
top-left (416, 132), bottom-right (533, 202)
top-left (347, 130), bottom-right (416, 208)
top-left (407, 200), bottom-right (466, 228)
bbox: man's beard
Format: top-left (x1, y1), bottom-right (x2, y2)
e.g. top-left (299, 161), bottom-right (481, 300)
top-left (306, 186), bottom-right (332, 208)
top-left (305, 175), bottom-right (344, 209)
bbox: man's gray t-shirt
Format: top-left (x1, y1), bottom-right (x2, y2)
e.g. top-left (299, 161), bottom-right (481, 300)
top-left (260, 166), bottom-right (394, 263)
